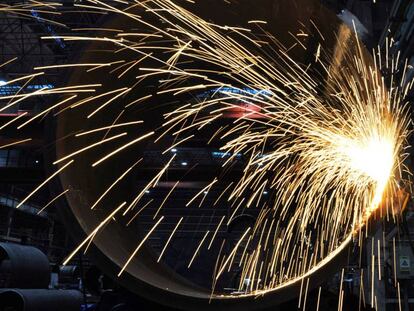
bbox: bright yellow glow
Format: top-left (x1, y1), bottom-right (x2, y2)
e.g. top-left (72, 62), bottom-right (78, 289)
top-left (339, 135), bottom-right (394, 184)
top-left (336, 130), bottom-right (395, 209)
top-left (1, 0), bottom-right (411, 300)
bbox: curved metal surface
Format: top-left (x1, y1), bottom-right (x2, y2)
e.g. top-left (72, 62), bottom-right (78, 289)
top-left (46, 0), bottom-right (371, 309)
top-left (0, 243), bottom-right (50, 289)
top-left (0, 289), bottom-right (83, 311)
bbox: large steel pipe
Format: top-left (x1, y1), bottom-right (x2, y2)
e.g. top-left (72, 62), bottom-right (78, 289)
top-left (0, 243), bottom-right (50, 289)
top-left (47, 0), bottom-right (372, 309)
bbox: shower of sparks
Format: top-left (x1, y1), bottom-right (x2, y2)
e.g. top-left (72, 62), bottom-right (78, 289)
top-left (0, 0), bottom-right (412, 305)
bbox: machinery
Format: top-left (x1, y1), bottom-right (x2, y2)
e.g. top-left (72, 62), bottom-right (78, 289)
top-left (48, 1), bottom-right (374, 309)
top-left (1, 0), bottom-right (413, 310)
top-left (0, 243), bottom-right (82, 311)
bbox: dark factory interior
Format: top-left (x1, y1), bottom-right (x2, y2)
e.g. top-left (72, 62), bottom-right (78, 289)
top-left (0, 0), bottom-right (414, 310)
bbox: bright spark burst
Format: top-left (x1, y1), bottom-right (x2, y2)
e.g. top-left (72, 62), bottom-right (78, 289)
top-left (0, 0), bottom-right (412, 303)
